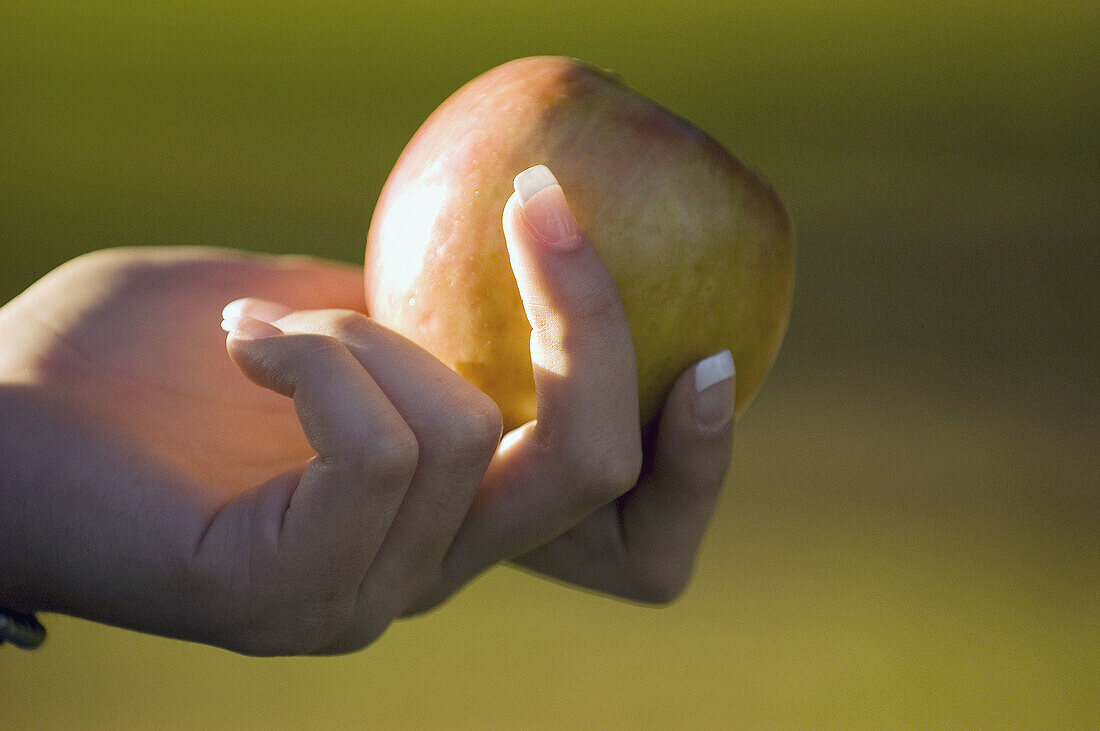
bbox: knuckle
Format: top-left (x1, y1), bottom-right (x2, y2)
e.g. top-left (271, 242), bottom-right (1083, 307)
top-left (321, 616), bottom-right (392, 655)
top-left (401, 582), bottom-right (449, 618)
top-left (295, 334), bottom-right (353, 374)
top-left (326, 310), bottom-right (373, 341)
top-left (360, 426), bottom-right (420, 484)
top-left (625, 556), bottom-right (691, 606)
top-left (530, 273), bottom-right (626, 348)
top-left (570, 269), bottom-right (624, 327)
top-left (605, 440), bottom-right (644, 489)
top-left (467, 392), bottom-right (505, 443)
top-left (437, 393), bottom-right (504, 464)
top-left (631, 573), bottom-right (689, 605)
top-left (563, 434), bottom-right (642, 501)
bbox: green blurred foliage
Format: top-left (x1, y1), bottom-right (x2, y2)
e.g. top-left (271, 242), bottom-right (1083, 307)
top-left (1, 0), bottom-right (1097, 726)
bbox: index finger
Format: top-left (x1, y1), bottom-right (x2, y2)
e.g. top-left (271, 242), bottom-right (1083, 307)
top-left (225, 323), bottom-right (418, 585)
top-left (425, 167), bottom-right (643, 600)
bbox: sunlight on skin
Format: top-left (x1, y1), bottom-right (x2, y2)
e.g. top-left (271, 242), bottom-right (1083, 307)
top-left (0, 249), bottom-right (361, 501)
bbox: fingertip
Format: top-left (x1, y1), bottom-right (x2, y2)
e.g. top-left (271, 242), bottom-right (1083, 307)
top-left (222, 315), bottom-right (284, 341)
top-left (222, 297), bottom-right (252, 321)
top-left (505, 188), bottom-right (521, 212)
top-left (508, 165), bottom-right (581, 251)
top-left (641, 356), bottom-right (735, 515)
top-left (692, 350), bottom-right (736, 433)
top-left (659, 353), bottom-right (736, 443)
top-left (222, 297), bottom-right (296, 324)
top-left (502, 191), bottom-right (521, 232)
top-left (513, 164), bottom-right (559, 205)
top-left (223, 316), bottom-right (293, 396)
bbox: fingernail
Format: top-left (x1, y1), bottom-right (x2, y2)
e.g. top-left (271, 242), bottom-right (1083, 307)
top-left (513, 164), bottom-right (580, 250)
top-left (694, 350), bottom-right (736, 431)
top-left (221, 315), bottom-right (284, 340)
top-left (221, 297), bottom-right (295, 325)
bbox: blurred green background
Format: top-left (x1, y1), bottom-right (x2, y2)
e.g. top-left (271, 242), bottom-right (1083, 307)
top-left (2, 0), bottom-right (1097, 726)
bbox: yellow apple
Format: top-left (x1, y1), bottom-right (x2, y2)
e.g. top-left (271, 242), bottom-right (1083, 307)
top-left (366, 56), bottom-right (795, 431)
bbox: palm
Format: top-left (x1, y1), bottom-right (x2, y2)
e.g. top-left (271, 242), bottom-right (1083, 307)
top-left (5, 247), bottom-right (364, 499)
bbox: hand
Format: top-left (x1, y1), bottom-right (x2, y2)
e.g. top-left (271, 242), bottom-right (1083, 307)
top-left (0, 246), bottom-right (510, 654)
top-left (221, 167), bottom-right (737, 617)
top-left (0, 168), bottom-right (734, 656)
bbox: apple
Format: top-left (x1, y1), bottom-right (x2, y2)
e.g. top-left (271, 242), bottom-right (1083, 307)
top-left (366, 56), bottom-right (795, 431)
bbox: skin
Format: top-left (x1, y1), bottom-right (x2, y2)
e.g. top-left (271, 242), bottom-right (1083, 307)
top-left (0, 176), bottom-right (735, 655)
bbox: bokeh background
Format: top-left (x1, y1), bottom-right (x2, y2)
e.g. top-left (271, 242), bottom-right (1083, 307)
top-left (2, 0), bottom-right (1097, 726)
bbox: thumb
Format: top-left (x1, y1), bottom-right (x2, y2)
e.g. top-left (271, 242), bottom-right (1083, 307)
top-left (616, 350), bottom-right (737, 591)
top-left (501, 164), bottom-right (639, 446)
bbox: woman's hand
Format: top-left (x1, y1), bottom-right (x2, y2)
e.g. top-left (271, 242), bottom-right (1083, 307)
top-left (0, 167), bottom-right (734, 655)
top-left (217, 166), bottom-right (736, 623)
top-left (0, 245), bottom-right (496, 654)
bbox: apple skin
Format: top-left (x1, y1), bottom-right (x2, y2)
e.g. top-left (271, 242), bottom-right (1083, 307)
top-left (366, 56), bottom-right (795, 431)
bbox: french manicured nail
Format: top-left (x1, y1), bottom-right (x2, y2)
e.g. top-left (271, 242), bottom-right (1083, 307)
top-left (222, 297), bottom-right (295, 324)
top-left (694, 350), bottom-right (736, 430)
top-left (221, 315), bottom-right (284, 340)
top-left (513, 164), bottom-right (580, 250)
